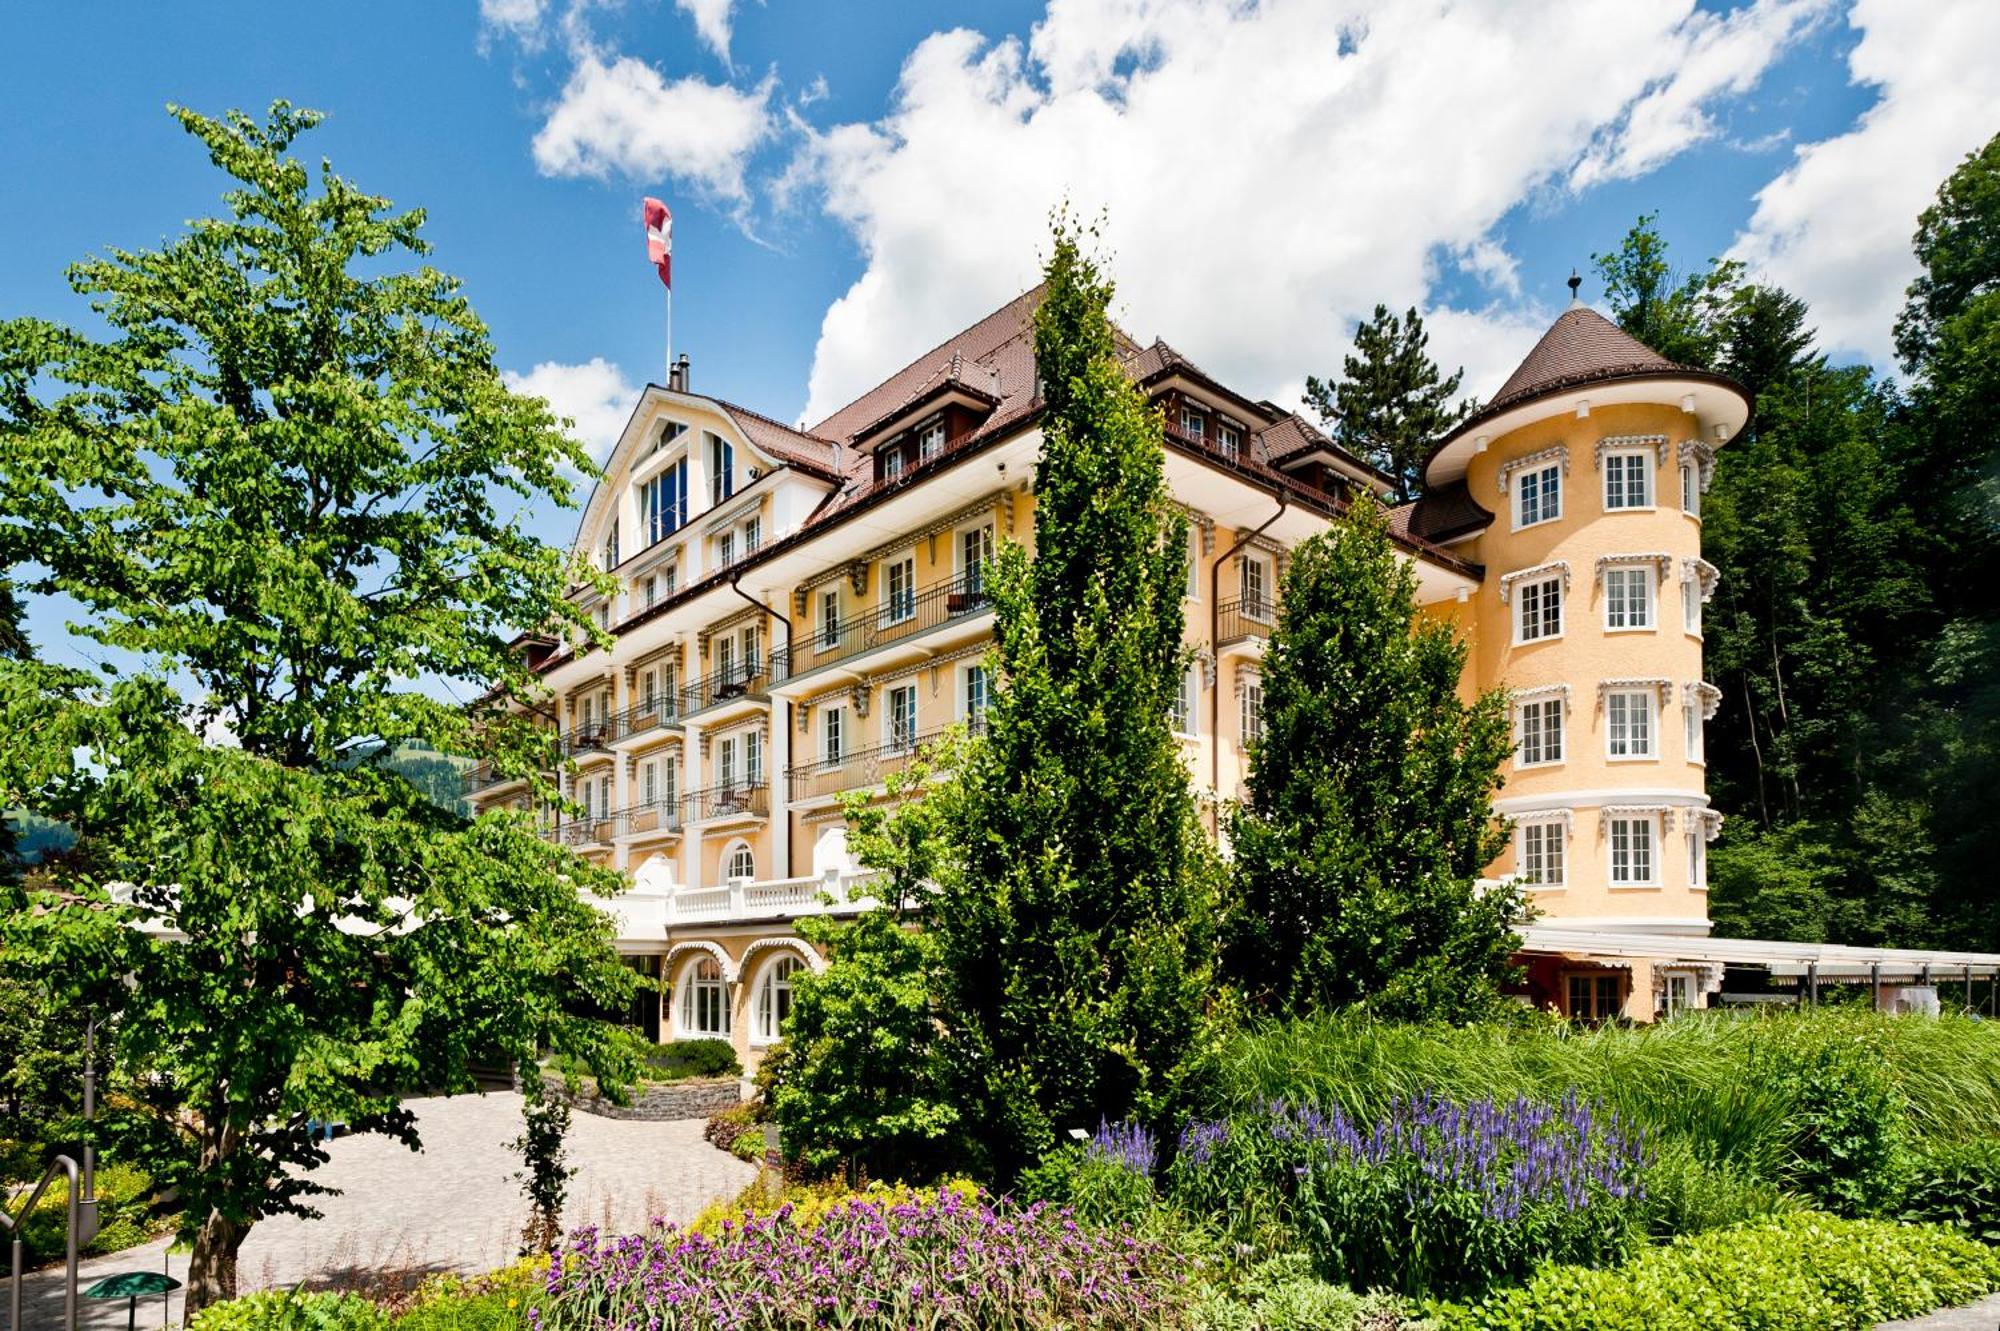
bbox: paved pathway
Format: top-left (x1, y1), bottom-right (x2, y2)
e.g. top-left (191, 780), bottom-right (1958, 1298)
top-left (1879, 1292), bottom-right (2000, 1330)
top-left (6, 1092), bottom-right (754, 1330)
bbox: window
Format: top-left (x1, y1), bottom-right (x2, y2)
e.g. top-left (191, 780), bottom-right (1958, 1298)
top-left (717, 531), bottom-right (736, 569)
top-left (709, 433), bottom-right (735, 505)
top-left (1567, 973), bottom-right (1624, 1023)
top-left (640, 458), bottom-right (687, 544)
top-left (726, 843), bottom-right (755, 880)
top-left (718, 735), bottom-right (739, 790)
top-left (1516, 463), bottom-right (1562, 528)
top-left (819, 590), bottom-right (842, 651)
top-left (1179, 406), bottom-right (1206, 440)
top-left (1608, 815), bottom-right (1656, 885)
top-left (822, 707), bottom-right (845, 764)
top-left (640, 668), bottom-right (658, 712)
top-left (1661, 972), bottom-right (1697, 1019)
top-left (1606, 690), bottom-right (1655, 759)
top-left (1680, 462), bottom-right (1701, 517)
top-left (602, 518), bottom-right (620, 571)
top-left (753, 955), bottom-right (801, 1045)
top-left (640, 760), bottom-right (658, 806)
top-left (643, 575), bottom-right (657, 608)
top-left (662, 564), bottom-right (678, 596)
top-left (1519, 822), bottom-right (1566, 887)
top-left (1687, 831), bottom-right (1708, 889)
top-left (663, 756), bottom-right (679, 808)
top-left (1684, 702), bottom-right (1704, 764)
top-left (1516, 575), bottom-right (1563, 643)
top-left (888, 683), bottom-right (917, 753)
top-left (1171, 663), bottom-right (1198, 736)
top-left (1603, 452), bottom-right (1652, 509)
top-left (964, 664), bottom-right (990, 726)
top-left (742, 625), bottom-right (761, 675)
top-left (743, 516), bottom-right (762, 555)
top-left (960, 524), bottom-right (994, 599)
top-left (918, 419), bottom-right (946, 461)
top-left (714, 633), bottom-right (737, 686)
top-left (746, 727), bottom-right (764, 783)
top-left (1241, 555), bottom-right (1273, 621)
top-left (1604, 566), bottom-right (1654, 630)
top-left (677, 957), bottom-right (729, 1036)
top-left (651, 420), bottom-right (686, 456)
top-left (885, 554), bottom-right (916, 623)
top-left (1517, 698), bottom-right (1564, 766)
top-left (881, 447), bottom-right (905, 482)
top-left (1217, 422), bottom-right (1241, 462)
top-left (1682, 579), bottom-right (1702, 636)
top-left (1240, 673), bottom-right (1265, 745)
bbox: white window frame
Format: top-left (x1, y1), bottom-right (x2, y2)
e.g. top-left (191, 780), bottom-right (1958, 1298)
top-left (1515, 574), bottom-right (1564, 644)
top-left (1682, 578), bottom-right (1702, 637)
top-left (1602, 450), bottom-right (1654, 511)
top-left (1603, 566), bottom-right (1655, 632)
top-left (887, 682), bottom-right (918, 753)
top-left (884, 553), bottom-right (917, 624)
top-left (1608, 815), bottom-right (1658, 886)
top-left (742, 515), bottom-right (762, 555)
top-left (746, 727), bottom-right (764, 783)
top-left (1179, 405), bottom-right (1207, 440)
top-left (1184, 527), bottom-right (1201, 601)
top-left (723, 839), bottom-right (755, 881)
top-left (822, 706), bottom-right (845, 764)
top-left (676, 957), bottom-right (730, 1037)
top-left (1240, 673), bottom-right (1265, 745)
top-left (819, 589), bottom-right (842, 651)
top-left (1241, 553), bottom-right (1274, 622)
top-left (881, 447), bottom-right (905, 482)
top-left (1171, 662), bottom-right (1198, 737)
top-left (717, 530), bottom-right (735, 569)
top-left (1216, 421), bottom-right (1241, 462)
top-left (1680, 462), bottom-right (1701, 518)
top-left (1684, 701), bottom-right (1704, 765)
top-left (751, 954), bottom-right (802, 1046)
top-left (640, 759), bottom-right (658, 807)
top-left (1687, 831), bottom-right (1708, 889)
top-left (642, 574), bottom-right (657, 608)
top-left (1514, 462), bottom-right (1563, 530)
top-left (918, 418), bottom-right (946, 461)
top-left (963, 663), bottom-right (990, 725)
top-left (1605, 689), bottom-right (1656, 760)
top-left (1519, 822), bottom-right (1566, 888)
top-left (957, 522), bottom-right (994, 597)
top-left (717, 734), bottom-right (740, 789)
top-left (1516, 697), bottom-right (1565, 767)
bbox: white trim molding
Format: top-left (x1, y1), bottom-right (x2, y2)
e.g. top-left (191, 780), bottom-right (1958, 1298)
top-left (1678, 439), bottom-right (1717, 489)
top-left (1600, 804), bottom-right (1678, 834)
top-left (1513, 806), bottom-right (1575, 837)
top-left (1594, 552), bottom-right (1675, 586)
top-left (1593, 434), bottom-right (1670, 470)
top-left (1687, 807), bottom-right (1726, 842)
top-left (1498, 560), bottom-right (1572, 605)
top-left (740, 934), bottom-right (826, 976)
top-left (1510, 682), bottom-right (1573, 714)
top-left (1598, 677), bottom-right (1674, 709)
top-left (1496, 444), bottom-right (1571, 495)
top-left (665, 938), bottom-right (737, 983)
top-left (1683, 681), bottom-right (1723, 720)
top-left (1680, 556), bottom-right (1720, 602)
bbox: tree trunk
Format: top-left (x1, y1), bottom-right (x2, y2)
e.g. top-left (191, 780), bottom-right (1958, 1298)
top-left (184, 1206), bottom-right (250, 1315)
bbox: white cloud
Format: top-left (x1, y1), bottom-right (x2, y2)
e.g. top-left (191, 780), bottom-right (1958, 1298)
top-left (531, 47), bottom-right (776, 203)
top-left (503, 357), bottom-right (641, 466)
top-left (1728, 0), bottom-right (2000, 366)
top-left (788, 0), bottom-right (1820, 425)
top-left (479, 0), bottom-right (552, 50)
top-left (677, 0), bottom-right (738, 63)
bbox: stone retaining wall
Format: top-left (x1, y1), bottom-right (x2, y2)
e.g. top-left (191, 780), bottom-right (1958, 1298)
top-left (551, 1073), bottom-right (745, 1121)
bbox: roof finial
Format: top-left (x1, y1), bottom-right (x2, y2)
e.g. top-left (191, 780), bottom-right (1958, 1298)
top-left (1566, 269), bottom-right (1583, 307)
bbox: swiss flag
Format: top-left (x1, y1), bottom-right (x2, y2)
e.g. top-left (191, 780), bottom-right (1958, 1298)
top-left (643, 197), bottom-right (672, 290)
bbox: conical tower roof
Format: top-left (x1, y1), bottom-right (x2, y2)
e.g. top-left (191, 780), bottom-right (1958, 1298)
top-left (1486, 306), bottom-right (1678, 410)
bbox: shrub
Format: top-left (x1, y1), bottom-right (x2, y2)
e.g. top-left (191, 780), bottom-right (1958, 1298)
top-left (537, 1187), bottom-right (1190, 1329)
top-left (1017, 1120), bottom-right (1162, 1227)
top-left (389, 1293), bottom-right (532, 1331)
top-left (1761, 1030), bottom-right (1912, 1215)
top-left (17, 1159), bottom-right (170, 1264)
top-left (646, 1039), bottom-right (740, 1082)
top-left (1639, 1139), bottom-right (1797, 1238)
top-left (684, 1174), bottom-right (980, 1239)
top-left (1172, 1091), bottom-right (1648, 1299)
top-left (1901, 1138), bottom-right (2000, 1243)
top-left (702, 1104), bottom-right (765, 1163)
top-left (1192, 1254), bottom-right (1430, 1331)
top-left (191, 1289), bottom-right (388, 1331)
top-left (1434, 1215), bottom-right (2000, 1331)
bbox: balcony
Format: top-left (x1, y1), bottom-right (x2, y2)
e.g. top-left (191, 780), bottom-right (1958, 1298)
top-left (610, 694), bottom-right (682, 745)
top-left (548, 816), bottom-right (617, 848)
top-left (1215, 596), bottom-right (1276, 651)
top-left (774, 571), bottom-right (991, 685)
top-left (564, 721), bottom-right (616, 759)
top-left (682, 657), bottom-right (771, 718)
top-left (611, 797), bottom-right (686, 839)
top-left (662, 870), bottom-right (885, 924)
top-left (464, 762), bottom-right (537, 796)
top-left (788, 728), bottom-right (941, 803)
top-left (686, 781), bottom-right (770, 823)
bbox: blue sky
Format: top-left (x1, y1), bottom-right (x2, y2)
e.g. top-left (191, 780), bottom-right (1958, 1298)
top-left (6, 0), bottom-right (1997, 674)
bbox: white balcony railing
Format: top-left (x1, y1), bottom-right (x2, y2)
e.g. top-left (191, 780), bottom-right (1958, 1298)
top-left (660, 869), bottom-right (885, 924)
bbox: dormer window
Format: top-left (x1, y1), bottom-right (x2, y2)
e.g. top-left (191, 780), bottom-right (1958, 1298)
top-left (1180, 406), bottom-right (1207, 440)
top-left (882, 448), bottom-right (905, 483)
top-left (1216, 421), bottom-right (1241, 462)
top-left (918, 419), bottom-right (946, 461)
top-left (649, 420), bottom-right (686, 457)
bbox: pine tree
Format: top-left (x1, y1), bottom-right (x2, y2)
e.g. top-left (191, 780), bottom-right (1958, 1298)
top-left (1303, 304), bottom-right (1469, 501)
top-left (1222, 499), bottom-right (1520, 1020)
top-left (925, 215), bottom-right (1220, 1182)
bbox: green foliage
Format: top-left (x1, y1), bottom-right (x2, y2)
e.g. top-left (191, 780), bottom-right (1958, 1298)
top-left (1303, 304), bottom-right (1469, 500)
top-left (1895, 130), bottom-right (2000, 370)
top-left (0, 972), bottom-right (92, 1139)
top-left (1433, 1215), bottom-right (2000, 1331)
top-left (1224, 500), bottom-right (1521, 1022)
top-left (191, 1289), bottom-right (389, 1331)
top-left (646, 1039), bottom-right (741, 1081)
top-left (1192, 1254), bottom-right (1430, 1331)
top-left (1638, 1139), bottom-right (1797, 1239)
top-left (13, 1160), bottom-right (172, 1265)
top-left (1900, 1138), bottom-right (2000, 1244)
top-left (511, 1084), bottom-right (573, 1257)
top-left (1760, 1032), bottom-right (1912, 1215)
top-left (703, 1104), bottom-right (765, 1162)
top-left (1016, 1142), bottom-right (1162, 1228)
top-left (389, 1294), bottom-right (533, 1331)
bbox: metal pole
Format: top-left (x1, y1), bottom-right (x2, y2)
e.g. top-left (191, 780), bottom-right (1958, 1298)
top-left (1966, 965), bottom-right (1975, 1016)
top-left (10, 1237), bottom-right (20, 1331)
top-left (1871, 962), bottom-right (1881, 1012)
top-left (82, 1021), bottom-right (96, 1203)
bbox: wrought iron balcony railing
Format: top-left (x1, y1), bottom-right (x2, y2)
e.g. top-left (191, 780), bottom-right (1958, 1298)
top-left (685, 781), bottom-right (770, 822)
top-left (682, 657), bottom-right (771, 716)
top-left (773, 570), bottom-right (991, 683)
top-left (1215, 595), bottom-right (1276, 647)
top-left (786, 727), bottom-right (945, 802)
top-left (609, 693), bottom-right (682, 743)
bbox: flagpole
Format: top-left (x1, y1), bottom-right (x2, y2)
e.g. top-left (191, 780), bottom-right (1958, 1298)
top-left (666, 286), bottom-right (674, 386)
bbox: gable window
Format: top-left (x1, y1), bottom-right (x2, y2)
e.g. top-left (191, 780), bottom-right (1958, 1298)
top-left (1217, 421), bottom-right (1241, 462)
top-left (726, 842), bottom-right (755, 880)
top-left (1240, 554), bottom-right (1273, 621)
top-left (1516, 697), bottom-right (1564, 766)
top-left (964, 664), bottom-right (990, 726)
top-left (1604, 566), bottom-right (1654, 631)
top-left (885, 554), bottom-right (916, 624)
top-left (1171, 663), bottom-right (1198, 736)
top-left (819, 590), bottom-right (842, 651)
top-left (881, 447), bottom-right (905, 483)
top-left (822, 706), bottom-right (846, 764)
top-left (677, 957), bottom-right (729, 1037)
top-left (1680, 462), bottom-right (1701, 517)
top-left (640, 458), bottom-right (687, 544)
top-left (752, 955), bottom-right (801, 1045)
top-left (1516, 463), bottom-right (1562, 529)
top-left (1519, 822), bottom-right (1566, 887)
top-left (650, 419), bottom-right (687, 457)
top-left (1608, 815), bottom-right (1657, 885)
top-left (709, 433), bottom-right (735, 505)
top-left (1603, 452), bottom-right (1653, 510)
top-left (602, 518), bottom-right (620, 571)
top-left (1240, 673), bottom-right (1265, 745)
top-left (1516, 575), bottom-right (1563, 643)
top-left (959, 524), bottom-right (994, 599)
top-left (887, 683), bottom-right (918, 753)
top-left (1606, 690), bottom-right (1655, 759)
top-left (1179, 406), bottom-right (1207, 440)
top-left (918, 419), bottom-right (946, 461)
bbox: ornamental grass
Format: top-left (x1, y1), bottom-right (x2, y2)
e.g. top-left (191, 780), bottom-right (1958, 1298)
top-left (534, 1186), bottom-right (1189, 1331)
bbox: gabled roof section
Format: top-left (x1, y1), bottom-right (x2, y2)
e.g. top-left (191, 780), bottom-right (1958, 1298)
top-left (1388, 482), bottom-right (1493, 545)
top-left (845, 350), bottom-right (1005, 447)
top-left (707, 397), bottom-right (842, 480)
top-left (1487, 306), bottom-right (1677, 409)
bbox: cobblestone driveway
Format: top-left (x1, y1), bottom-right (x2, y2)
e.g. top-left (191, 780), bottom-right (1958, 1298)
top-left (9, 1092), bottom-right (754, 1329)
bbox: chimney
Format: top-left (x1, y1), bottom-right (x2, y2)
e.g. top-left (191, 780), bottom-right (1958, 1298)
top-left (668, 353), bottom-right (690, 393)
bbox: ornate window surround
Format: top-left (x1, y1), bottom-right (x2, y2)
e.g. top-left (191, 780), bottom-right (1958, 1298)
top-left (1595, 552), bottom-right (1675, 587)
top-left (1597, 677), bottom-right (1675, 709)
top-left (1678, 439), bottom-right (1717, 490)
top-left (1498, 559), bottom-right (1572, 605)
top-left (1686, 807), bottom-right (1726, 842)
top-left (1683, 680), bottom-right (1723, 719)
top-left (1593, 435), bottom-right (1670, 470)
top-left (1514, 807), bottom-right (1575, 837)
top-left (1510, 682), bottom-right (1573, 714)
top-left (1599, 804), bottom-right (1678, 835)
top-left (1680, 556), bottom-right (1720, 602)
top-left (1496, 444), bottom-right (1570, 495)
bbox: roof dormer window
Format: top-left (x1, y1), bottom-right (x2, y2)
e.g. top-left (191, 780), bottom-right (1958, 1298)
top-left (918, 418), bottom-right (946, 462)
top-left (1179, 404), bottom-right (1207, 440)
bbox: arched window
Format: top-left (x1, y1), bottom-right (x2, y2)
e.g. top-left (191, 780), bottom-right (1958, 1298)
top-left (724, 841), bottom-right (755, 881)
top-left (752, 955), bottom-right (802, 1045)
top-left (677, 957), bottom-right (730, 1037)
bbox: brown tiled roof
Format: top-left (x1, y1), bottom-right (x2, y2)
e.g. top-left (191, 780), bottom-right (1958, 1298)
top-left (1388, 481), bottom-right (1492, 544)
top-left (708, 398), bottom-right (842, 479)
top-left (1486, 306), bottom-right (1677, 409)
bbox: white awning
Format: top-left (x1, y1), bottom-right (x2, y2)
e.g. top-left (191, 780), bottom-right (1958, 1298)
top-left (1519, 925), bottom-right (2000, 979)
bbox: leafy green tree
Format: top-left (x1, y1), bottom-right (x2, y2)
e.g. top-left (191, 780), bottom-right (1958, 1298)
top-left (1895, 132), bottom-right (2000, 372)
top-left (0, 102), bottom-right (632, 1309)
top-left (923, 216), bottom-right (1221, 1183)
top-left (1223, 499), bottom-right (1521, 1019)
top-left (1303, 304), bottom-right (1468, 501)
top-left (1590, 213), bottom-right (1738, 368)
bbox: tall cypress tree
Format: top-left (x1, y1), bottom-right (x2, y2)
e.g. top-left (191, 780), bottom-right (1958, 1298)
top-left (1223, 499), bottom-right (1520, 1020)
top-left (926, 216), bottom-right (1219, 1182)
